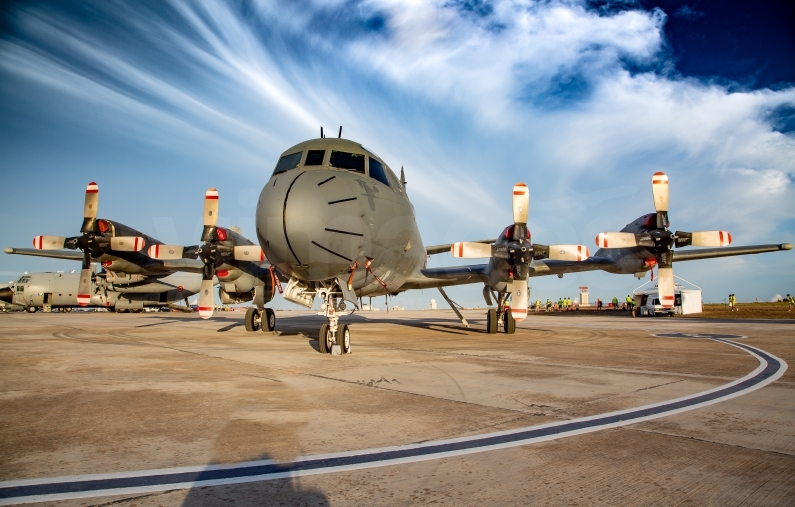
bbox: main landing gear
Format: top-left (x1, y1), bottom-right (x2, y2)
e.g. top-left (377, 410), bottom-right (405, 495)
top-left (245, 307), bottom-right (276, 332)
top-left (317, 290), bottom-right (351, 354)
top-left (485, 293), bottom-right (516, 335)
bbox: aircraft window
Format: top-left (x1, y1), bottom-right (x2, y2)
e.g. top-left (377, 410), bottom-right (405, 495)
top-left (17, 276), bottom-right (30, 284)
top-left (305, 150), bottom-right (325, 166)
top-left (16, 286), bottom-right (24, 292)
top-left (368, 158), bottom-right (391, 187)
top-left (273, 152), bottom-right (303, 175)
top-left (329, 151), bottom-right (365, 173)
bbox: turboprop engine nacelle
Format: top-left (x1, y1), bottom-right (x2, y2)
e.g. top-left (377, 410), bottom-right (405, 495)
top-left (219, 288), bottom-right (254, 305)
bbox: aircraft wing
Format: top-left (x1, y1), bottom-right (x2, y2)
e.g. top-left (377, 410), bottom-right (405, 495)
top-left (400, 264), bottom-right (490, 290)
top-left (672, 243), bottom-right (792, 262)
top-left (4, 247), bottom-right (86, 262)
top-left (425, 239), bottom-right (495, 256)
top-left (530, 257), bottom-right (617, 276)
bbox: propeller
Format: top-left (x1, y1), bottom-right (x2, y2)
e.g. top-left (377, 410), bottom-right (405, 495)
top-left (452, 183), bottom-right (589, 321)
top-left (595, 172), bottom-right (732, 308)
top-left (147, 188), bottom-right (265, 319)
top-left (31, 182), bottom-right (147, 306)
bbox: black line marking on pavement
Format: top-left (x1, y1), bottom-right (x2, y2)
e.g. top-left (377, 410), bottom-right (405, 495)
top-left (0, 337), bottom-right (785, 505)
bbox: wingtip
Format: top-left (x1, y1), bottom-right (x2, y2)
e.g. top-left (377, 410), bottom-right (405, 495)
top-left (4, 248), bottom-right (13, 254)
top-left (781, 243), bottom-right (793, 251)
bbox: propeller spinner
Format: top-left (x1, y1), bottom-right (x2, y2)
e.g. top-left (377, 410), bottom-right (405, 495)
top-left (595, 172), bottom-right (732, 308)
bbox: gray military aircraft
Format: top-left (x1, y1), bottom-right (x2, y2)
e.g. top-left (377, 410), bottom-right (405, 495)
top-left (252, 134), bottom-right (591, 352)
top-left (4, 182), bottom-right (205, 306)
top-left (147, 188), bottom-right (278, 332)
top-left (0, 269), bottom-right (203, 312)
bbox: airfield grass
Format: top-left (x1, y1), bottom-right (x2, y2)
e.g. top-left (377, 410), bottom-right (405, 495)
top-left (679, 302), bottom-right (795, 320)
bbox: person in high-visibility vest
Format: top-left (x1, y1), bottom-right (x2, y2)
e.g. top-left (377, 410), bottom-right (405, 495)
top-left (612, 296), bottom-right (618, 309)
top-left (730, 294), bottom-right (739, 312)
top-left (788, 294), bottom-right (794, 312)
top-left (626, 295), bottom-right (634, 311)
top-left (558, 298), bottom-right (563, 311)
top-left (535, 299), bottom-right (541, 313)
top-left (546, 299), bottom-right (552, 312)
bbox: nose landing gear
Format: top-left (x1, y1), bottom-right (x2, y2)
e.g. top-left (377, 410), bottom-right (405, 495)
top-left (317, 290), bottom-right (352, 354)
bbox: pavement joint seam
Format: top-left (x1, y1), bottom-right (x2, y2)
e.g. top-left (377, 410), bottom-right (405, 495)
top-left (625, 427), bottom-right (795, 458)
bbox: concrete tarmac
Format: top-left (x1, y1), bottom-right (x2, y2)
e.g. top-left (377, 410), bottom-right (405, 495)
top-left (0, 310), bottom-right (793, 506)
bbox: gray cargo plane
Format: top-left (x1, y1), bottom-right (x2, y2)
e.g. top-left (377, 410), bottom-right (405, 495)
top-left (250, 135), bottom-right (791, 353)
top-left (4, 182), bottom-right (206, 306)
top-left (5, 181), bottom-right (208, 306)
top-left (0, 270), bottom-right (203, 312)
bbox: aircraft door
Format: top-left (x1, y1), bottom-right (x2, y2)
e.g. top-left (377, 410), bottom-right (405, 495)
top-left (43, 293), bottom-right (53, 312)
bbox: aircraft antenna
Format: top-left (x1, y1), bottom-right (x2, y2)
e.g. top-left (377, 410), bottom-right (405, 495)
top-left (338, 126), bottom-right (342, 138)
top-left (320, 126), bottom-right (324, 138)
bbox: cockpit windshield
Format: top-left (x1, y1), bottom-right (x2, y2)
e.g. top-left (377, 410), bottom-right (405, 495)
top-left (330, 151), bottom-right (365, 173)
top-left (368, 158), bottom-right (391, 187)
top-left (273, 152), bottom-right (303, 175)
top-left (17, 276), bottom-right (30, 284)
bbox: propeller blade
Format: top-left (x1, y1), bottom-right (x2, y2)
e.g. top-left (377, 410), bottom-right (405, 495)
top-left (32, 236), bottom-right (66, 250)
top-left (652, 172), bottom-right (668, 213)
top-left (509, 280), bottom-right (528, 321)
top-left (80, 182), bottom-right (100, 234)
top-left (547, 244), bottom-right (590, 261)
top-left (77, 251), bottom-right (92, 306)
top-left (147, 244), bottom-right (185, 260)
top-left (686, 230), bottom-right (732, 247)
top-left (198, 279), bottom-right (214, 319)
top-left (657, 266), bottom-right (675, 309)
top-left (204, 188), bottom-right (219, 228)
top-left (110, 236), bottom-right (145, 252)
top-left (233, 245), bottom-right (265, 261)
top-left (451, 241), bottom-right (492, 258)
top-left (595, 232), bottom-right (638, 249)
top-left (512, 183), bottom-right (529, 225)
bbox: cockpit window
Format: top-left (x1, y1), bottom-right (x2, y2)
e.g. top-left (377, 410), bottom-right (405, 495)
top-left (368, 158), bottom-right (391, 187)
top-left (305, 150), bottom-right (325, 166)
top-left (273, 152), bottom-right (303, 175)
top-left (329, 151), bottom-right (365, 173)
top-left (17, 276), bottom-right (30, 284)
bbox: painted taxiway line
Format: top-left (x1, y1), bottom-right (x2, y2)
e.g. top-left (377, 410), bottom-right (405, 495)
top-left (0, 337), bottom-right (786, 505)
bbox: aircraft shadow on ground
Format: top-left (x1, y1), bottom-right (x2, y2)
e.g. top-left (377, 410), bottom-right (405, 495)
top-left (178, 453), bottom-right (330, 507)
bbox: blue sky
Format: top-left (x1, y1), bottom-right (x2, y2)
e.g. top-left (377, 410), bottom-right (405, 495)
top-left (0, 0), bottom-right (793, 309)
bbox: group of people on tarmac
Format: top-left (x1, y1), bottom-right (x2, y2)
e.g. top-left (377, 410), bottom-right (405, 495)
top-left (532, 298), bottom-right (578, 312)
top-left (593, 296), bottom-right (634, 311)
top-left (728, 293), bottom-right (738, 311)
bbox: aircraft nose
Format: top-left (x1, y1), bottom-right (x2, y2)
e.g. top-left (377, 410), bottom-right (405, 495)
top-left (257, 170), bottom-right (366, 281)
top-left (0, 286), bottom-right (12, 304)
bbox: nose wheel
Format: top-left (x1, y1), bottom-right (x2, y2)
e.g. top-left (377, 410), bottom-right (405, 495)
top-left (317, 291), bottom-right (352, 354)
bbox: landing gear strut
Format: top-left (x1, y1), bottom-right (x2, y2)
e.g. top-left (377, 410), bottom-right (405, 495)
top-left (317, 290), bottom-right (352, 354)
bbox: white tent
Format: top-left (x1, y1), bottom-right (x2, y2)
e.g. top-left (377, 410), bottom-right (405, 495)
top-left (633, 277), bottom-right (702, 316)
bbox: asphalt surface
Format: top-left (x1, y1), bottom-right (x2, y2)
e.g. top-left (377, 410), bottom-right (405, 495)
top-left (0, 310), bottom-right (793, 506)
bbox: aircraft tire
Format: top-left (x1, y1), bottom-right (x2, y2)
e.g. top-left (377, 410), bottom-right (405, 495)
top-left (486, 309), bottom-right (497, 334)
top-left (503, 310), bottom-right (516, 334)
top-left (319, 324), bottom-right (329, 353)
top-left (262, 308), bottom-right (276, 332)
top-left (26, 307), bottom-right (37, 313)
top-left (337, 324), bottom-right (351, 353)
top-left (245, 307), bottom-right (259, 332)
